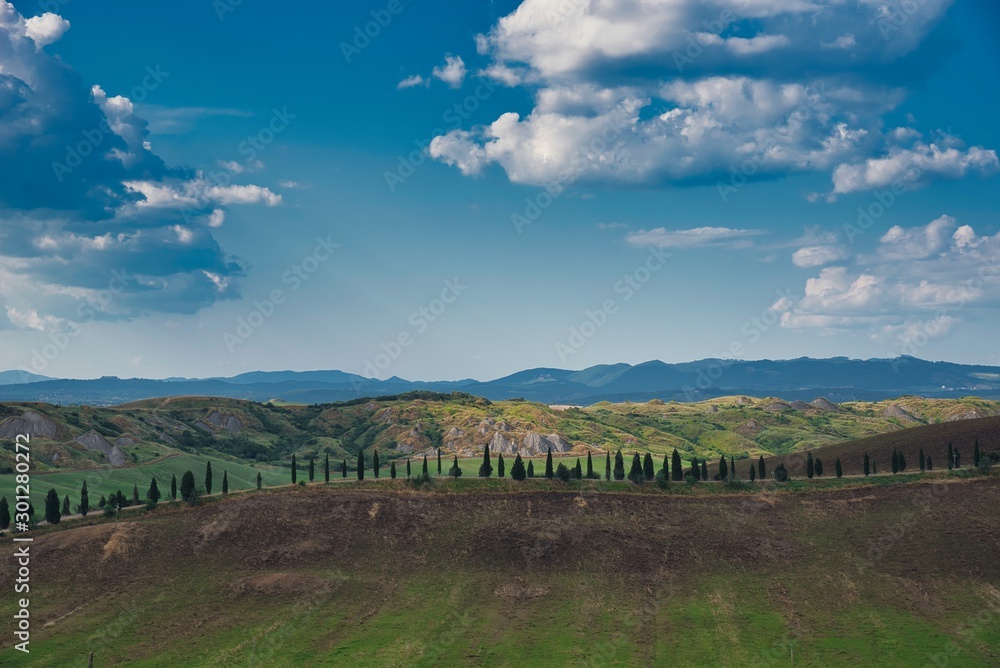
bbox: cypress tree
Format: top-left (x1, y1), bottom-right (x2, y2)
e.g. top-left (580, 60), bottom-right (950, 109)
top-left (872, 460), bottom-right (877, 475)
top-left (730, 456), bottom-right (736, 480)
top-left (511, 454), bottom-right (526, 480)
top-left (181, 470), bottom-right (196, 501)
top-left (926, 456), bottom-right (933, 470)
top-left (343, 459), bottom-right (348, 478)
top-left (605, 451), bottom-right (612, 480)
top-left (479, 443), bottom-right (493, 477)
top-left (407, 459), bottom-right (412, 478)
top-left (643, 453), bottom-right (655, 481)
top-left (758, 455), bottom-right (766, 481)
top-left (325, 454), bottom-right (330, 483)
top-left (291, 455), bottom-right (297, 484)
top-left (545, 448), bottom-right (554, 479)
top-left (390, 461), bottom-right (397, 479)
top-left (700, 460), bottom-right (708, 481)
top-left (815, 458), bottom-right (823, 477)
top-left (718, 456), bottom-right (728, 481)
top-left (221, 471), bottom-right (228, 495)
top-left (149, 477), bottom-right (161, 503)
top-left (628, 453), bottom-right (644, 483)
top-left (0, 497), bottom-right (9, 529)
top-left (835, 457), bottom-right (843, 478)
top-left (613, 450), bottom-right (625, 480)
top-left (672, 449), bottom-right (683, 481)
top-left (45, 488), bottom-right (61, 524)
top-left (749, 465), bottom-right (756, 482)
top-left (573, 458), bottom-right (583, 479)
top-left (587, 452), bottom-right (595, 479)
top-left (691, 458), bottom-right (700, 481)
top-left (309, 457), bottom-right (315, 482)
top-left (498, 453), bottom-right (506, 478)
top-left (974, 439), bottom-right (981, 467)
top-left (527, 461), bottom-right (535, 478)
top-left (919, 448), bottom-right (925, 472)
top-left (806, 452), bottom-right (815, 479)
top-left (115, 490), bottom-right (126, 510)
top-left (891, 449), bottom-right (899, 474)
top-left (947, 442), bottom-right (954, 470)
top-left (205, 461), bottom-right (213, 494)
top-left (437, 449), bottom-right (442, 475)
top-left (62, 494), bottom-right (71, 516)
top-left (373, 450), bottom-right (380, 478)
top-left (257, 472), bottom-right (262, 489)
top-left (661, 454), bottom-right (669, 478)
top-left (449, 455), bottom-right (462, 478)
top-left (131, 484), bottom-right (139, 506)
top-left (80, 481), bottom-right (89, 517)
top-left (99, 495), bottom-right (107, 508)
top-left (171, 474), bottom-right (177, 500)
top-left (357, 450), bottom-right (365, 481)
top-left (863, 453), bottom-right (870, 476)
top-left (898, 451), bottom-right (906, 472)
top-left (423, 454), bottom-right (429, 476)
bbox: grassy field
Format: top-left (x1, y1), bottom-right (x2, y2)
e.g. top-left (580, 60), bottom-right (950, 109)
top-left (0, 454), bottom-right (285, 510)
top-left (1, 475), bottom-right (998, 666)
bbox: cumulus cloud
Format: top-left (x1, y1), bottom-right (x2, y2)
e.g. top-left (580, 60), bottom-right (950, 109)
top-left (397, 74), bottom-right (426, 89)
top-left (0, 1), bottom-right (278, 331)
top-left (776, 216), bottom-right (1000, 337)
top-left (23, 12), bottom-right (69, 47)
top-left (626, 226), bottom-right (764, 249)
top-left (428, 0), bottom-right (994, 195)
top-left (832, 142), bottom-right (999, 195)
top-left (432, 55), bottom-right (466, 88)
top-left (792, 245), bottom-right (849, 268)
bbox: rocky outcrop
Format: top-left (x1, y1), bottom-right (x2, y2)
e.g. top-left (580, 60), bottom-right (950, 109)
top-left (445, 427), bottom-right (464, 439)
top-left (0, 410), bottom-right (59, 439)
top-left (704, 405), bottom-right (719, 414)
top-left (882, 405), bottom-right (919, 423)
top-left (477, 418), bottom-right (495, 435)
top-left (763, 402), bottom-right (792, 412)
top-left (488, 432), bottom-right (518, 455)
top-left (737, 419), bottom-right (763, 437)
top-left (946, 408), bottom-right (989, 421)
top-left (789, 401), bottom-right (812, 411)
top-left (75, 430), bottom-right (127, 466)
top-left (115, 435), bottom-right (136, 447)
top-left (810, 398), bottom-right (843, 412)
top-left (207, 411), bottom-right (243, 434)
top-left (521, 432), bottom-right (572, 456)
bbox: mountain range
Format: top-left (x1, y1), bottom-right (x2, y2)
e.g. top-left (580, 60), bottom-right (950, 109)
top-left (1, 356), bottom-right (999, 406)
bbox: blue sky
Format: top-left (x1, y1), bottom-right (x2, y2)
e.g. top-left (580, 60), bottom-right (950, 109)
top-left (1, 0), bottom-right (999, 381)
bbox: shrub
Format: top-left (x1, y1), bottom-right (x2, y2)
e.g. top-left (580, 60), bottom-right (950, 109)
top-left (773, 463), bottom-right (789, 482)
top-left (555, 463), bottom-right (571, 482)
top-left (655, 468), bottom-right (670, 490)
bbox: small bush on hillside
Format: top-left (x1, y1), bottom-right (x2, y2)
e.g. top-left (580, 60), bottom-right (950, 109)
top-left (555, 463), bottom-right (571, 482)
top-left (408, 473), bottom-right (434, 488)
top-left (773, 463), bottom-right (789, 482)
top-left (655, 468), bottom-right (670, 489)
top-left (684, 474), bottom-right (697, 486)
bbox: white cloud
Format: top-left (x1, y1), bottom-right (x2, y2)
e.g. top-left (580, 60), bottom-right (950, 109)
top-left (879, 215), bottom-right (956, 260)
top-left (123, 179), bottom-right (282, 209)
top-left (626, 226), bottom-right (765, 249)
top-left (24, 12), bottom-right (69, 47)
top-left (429, 0), bottom-right (994, 194)
top-left (432, 55), bottom-right (466, 88)
top-left (777, 216), bottom-right (1000, 337)
top-left (792, 245), bottom-right (849, 267)
top-left (832, 142), bottom-right (999, 195)
top-left (397, 74), bottom-right (427, 89)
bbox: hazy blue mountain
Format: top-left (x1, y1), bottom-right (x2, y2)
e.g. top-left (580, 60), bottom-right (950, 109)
top-left (0, 370), bottom-right (53, 385)
top-left (0, 356), bottom-right (997, 405)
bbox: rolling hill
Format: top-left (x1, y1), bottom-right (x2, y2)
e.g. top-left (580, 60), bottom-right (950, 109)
top-left (1, 475), bottom-right (998, 666)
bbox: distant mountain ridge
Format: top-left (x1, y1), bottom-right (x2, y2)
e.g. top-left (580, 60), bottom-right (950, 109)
top-left (1, 356), bottom-right (999, 405)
